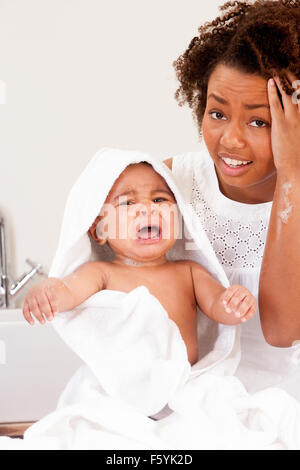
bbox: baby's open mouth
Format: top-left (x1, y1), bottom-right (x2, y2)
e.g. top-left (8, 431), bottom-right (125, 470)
top-left (136, 224), bottom-right (161, 240)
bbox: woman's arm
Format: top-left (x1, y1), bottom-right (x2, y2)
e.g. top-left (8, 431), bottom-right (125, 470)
top-left (259, 174), bottom-right (300, 346)
top-left (259, 75), bottom-right (300, 347)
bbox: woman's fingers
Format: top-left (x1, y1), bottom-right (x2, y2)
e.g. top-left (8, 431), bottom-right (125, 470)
top-left (270, 75), bottom-right (299, 118)
top-left (288, 73), bottom-right (300, 110)
top-left (268, 78), bottom-right (285, 119)
top-left (275, 76), bottom-right (292, 113)
top-left (267, 73), bottom-right (300, 171)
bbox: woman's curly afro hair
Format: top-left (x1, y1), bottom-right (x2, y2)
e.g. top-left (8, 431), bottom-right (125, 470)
top-left (173, 0), bottom-right (300, 132)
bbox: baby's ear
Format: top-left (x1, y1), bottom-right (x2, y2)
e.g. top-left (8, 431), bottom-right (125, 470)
top-left (88, 215), bottom-right (107, 246)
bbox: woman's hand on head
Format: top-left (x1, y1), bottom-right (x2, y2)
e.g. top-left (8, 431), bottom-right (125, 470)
top-left (268, 72), bottom-right (300, 173)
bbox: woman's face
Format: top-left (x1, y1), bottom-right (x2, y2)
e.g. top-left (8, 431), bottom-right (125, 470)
top-left (202, 64), bottom-right (277, 203)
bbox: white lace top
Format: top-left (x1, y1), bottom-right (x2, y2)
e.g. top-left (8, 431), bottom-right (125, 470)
top-left (171, 141), bottom-right (300, 400)
top-left (191, 174), bottom-right (269, 270)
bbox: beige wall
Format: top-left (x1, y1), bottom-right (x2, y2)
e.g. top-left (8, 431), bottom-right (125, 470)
top-left (0, 0), bottom-right (225, 306)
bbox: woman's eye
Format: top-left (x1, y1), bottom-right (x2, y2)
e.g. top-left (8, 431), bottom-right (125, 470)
top-left (250, 119), bottom-right (268, 128)
top-left (209, 111), bottom-right (226, 121)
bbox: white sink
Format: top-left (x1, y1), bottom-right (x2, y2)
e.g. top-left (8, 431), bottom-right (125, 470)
top-left (0, 309), bottom-right (83, 423)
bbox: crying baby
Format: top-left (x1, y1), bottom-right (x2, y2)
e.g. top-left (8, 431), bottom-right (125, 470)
top-left (23, 162), bottom-right (256, 365)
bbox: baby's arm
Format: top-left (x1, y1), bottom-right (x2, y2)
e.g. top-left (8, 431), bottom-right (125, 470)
top-left (190, 262), bottom-right (257, 325)
top-left (23, 262), bottom-right (106, 325)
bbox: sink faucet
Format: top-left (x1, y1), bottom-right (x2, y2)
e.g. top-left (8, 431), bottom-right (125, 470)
top-left (0, 217), bottom-right (9, 307)
top-left (0, 217), bottom-right (44, 308)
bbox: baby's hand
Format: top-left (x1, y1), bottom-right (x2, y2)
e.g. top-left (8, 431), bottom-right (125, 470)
top-left (220, 284), bottom-right (257, 323)
top-left (23, 278), bottom-right (64, 325)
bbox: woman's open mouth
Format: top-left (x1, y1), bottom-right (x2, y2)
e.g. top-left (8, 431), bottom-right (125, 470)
top-left (219, 154), bottom-right (253, 176)
top-left (135, 224), bottom-right (162, 244)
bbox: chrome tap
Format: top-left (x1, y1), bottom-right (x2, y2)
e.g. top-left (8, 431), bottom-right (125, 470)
top-left (0, 217), bottom-right (44, 308)
top-left (0, 217), bottom-right (9, 308)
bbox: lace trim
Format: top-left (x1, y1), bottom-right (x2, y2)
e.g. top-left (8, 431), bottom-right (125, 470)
top-left (191, 150), bottom-right (273, 222)
top-left (191, 176), bottom-right (269, 269)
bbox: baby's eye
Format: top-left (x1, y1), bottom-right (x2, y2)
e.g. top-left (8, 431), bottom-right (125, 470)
top-left (209, 111), bottom-right (226, 121)
top-left (119, 200), bottom-right (134, 206)
top-left (249, 119), bottom-right (268, 128)
top-left (153, 197), bottom-right (166, 203)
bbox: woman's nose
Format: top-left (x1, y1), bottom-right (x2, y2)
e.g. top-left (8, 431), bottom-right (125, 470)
top-left (220, 122), bottom-right (246, 149)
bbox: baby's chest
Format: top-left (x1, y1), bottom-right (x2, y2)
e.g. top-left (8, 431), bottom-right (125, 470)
top-left (106, 270), bottom-right (198, 364)
top-left (106, 271), bottom-right (196, 319)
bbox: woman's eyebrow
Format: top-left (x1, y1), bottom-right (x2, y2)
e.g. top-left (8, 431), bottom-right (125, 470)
top-left (207, 93), bottom-right (270, 109)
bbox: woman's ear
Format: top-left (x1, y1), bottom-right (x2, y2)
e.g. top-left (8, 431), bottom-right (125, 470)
top-left (88, 215), bottom-right (107, 246)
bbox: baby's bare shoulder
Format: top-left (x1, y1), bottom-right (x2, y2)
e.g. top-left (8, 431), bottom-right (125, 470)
top-left (172, 259), bottom-right (204, 269)
top-left (77, 260), bottom-right (110, 273)
top-left (170, 259), bottom-right (193, 270)
top-left (172, 259), bottom-right (210, 276)
top-left (74, 261), bottom-right (111, 285)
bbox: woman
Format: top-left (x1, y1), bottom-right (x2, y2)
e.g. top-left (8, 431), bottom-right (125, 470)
top-left (165, 0), bottom-right (300, 398)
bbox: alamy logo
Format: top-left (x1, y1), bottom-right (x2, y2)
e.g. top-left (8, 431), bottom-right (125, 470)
top-left (0, 340), bottom-right (6, 364)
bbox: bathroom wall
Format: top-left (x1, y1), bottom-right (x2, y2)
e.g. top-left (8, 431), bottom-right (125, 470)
top-left (0, 0), bottom-right (225, 306)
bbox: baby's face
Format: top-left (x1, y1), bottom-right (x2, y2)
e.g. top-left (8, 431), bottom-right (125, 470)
top-left (89, 163), bottom-right (179, 263)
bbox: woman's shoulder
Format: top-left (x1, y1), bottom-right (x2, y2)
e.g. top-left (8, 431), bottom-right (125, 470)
top-left (162, 147), bottom-right (212, 204)
top-left (162, 152), bottom-right (203, 174)
top-left (163, 143), bottom-right (212, 174)
top-left (164, 145), bottom-right (213, 185)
